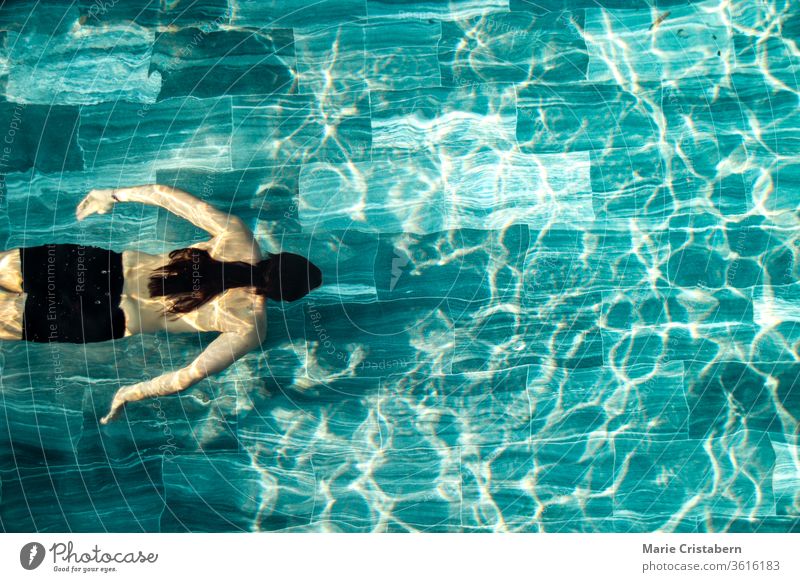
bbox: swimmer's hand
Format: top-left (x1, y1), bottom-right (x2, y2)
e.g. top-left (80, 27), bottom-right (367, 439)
top-left (99, 382), bottom-right (146, 425)
top-left (100, 376), bottom-right (186, 424)
top-left (76, 188), bottom-right (117, 221)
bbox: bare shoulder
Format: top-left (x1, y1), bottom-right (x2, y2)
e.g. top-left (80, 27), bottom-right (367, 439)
top-left (191, 226), bottom-right (262, 265)
top-left (189, 239), bottom-right (213, 251)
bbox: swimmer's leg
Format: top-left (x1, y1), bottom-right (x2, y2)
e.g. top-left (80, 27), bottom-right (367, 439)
top-left (0, 248), bottom-right (23, 293)
top-left (0, 287), bottom-right (24, 340)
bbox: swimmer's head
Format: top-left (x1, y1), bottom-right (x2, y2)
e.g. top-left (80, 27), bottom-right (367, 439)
top-left (148, 248), bottom-right (323, 316)
top-left (258, 252), bottom-right (322, 302)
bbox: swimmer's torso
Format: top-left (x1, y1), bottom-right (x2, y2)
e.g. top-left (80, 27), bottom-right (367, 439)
top-left (121, 233), bottom-right (266, 337)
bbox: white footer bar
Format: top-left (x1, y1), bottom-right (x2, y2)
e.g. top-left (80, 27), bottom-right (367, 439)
top-left (1, 533), bottom-right (798, 581)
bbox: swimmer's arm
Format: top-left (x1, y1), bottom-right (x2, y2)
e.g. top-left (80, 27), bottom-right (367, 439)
top-left (115, 184), bottom-right (249, 237)
top-left (99, 327), bottom-right (264, 424)
top-left (79, 184), bottom-right (251, 238)
top-left (78, 184), bottom-right (276, 257)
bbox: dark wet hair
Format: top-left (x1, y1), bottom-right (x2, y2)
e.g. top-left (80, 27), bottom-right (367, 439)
top-left (147, 248), bottom-right (322, 318)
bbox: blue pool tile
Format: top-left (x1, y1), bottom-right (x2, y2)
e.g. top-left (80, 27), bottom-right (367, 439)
top-left (659, 80), bottom-right (797, 209)
top-left (364, 19), bottom-right (442, 91)
top-left (439, 10), bottom-right (588, 86)
top-left (313, 494), bottom-right (377, 532)
top-left (730, 0), bottom-right (800, 42)
top-left (755, 272), bottom-right (800, 309)
top-left (77, 0), bottom-right (231, 28)
top-left (589, 145), bottom-right (665, 199)
top-left (732, 34), bottom-right (799, 91)
top-left (591, 181), bottom-right (677, 228)
top-left (763, 244), bottom-right (800, 288)
top-left (231, 0), bottom-right (366, 27)
top-left (0, 102), bottom-right (83, 173)
top-left (724, 216), bottom-right (775, 260)
top-left (0, 0), bottom-right (79, 35)
top-left (771, 440), bottom-right (799, 516)
top-left (299, 151), bottom-right (593, 234)
top-left (371, 225), bottom-right (529, 301)
top-left (219, 304), bottom-right (301, 380)
top-left (384, 361), bottom-right (688, 450)
top-left (371, 85), bottom-right (517, 152)
top-left (703, 515), bottom-right (800, 533)
top-left (522, 230), bottom-right (670, 300)
top-left (298, 229), bottom-right (380, 304)
top-left (242, 452), bottom-right (318, 532)
top-left (666, 243), bottom-right (730, 288)
top-left (510, 1), bottom-right (695, 12)
top-left (733, 77), bottom-right (800, 156)
top-left (753, 287), bottom-right (800, 361)
top-left (322, 447), bottom-right (430, 532)
top-left (0, 342), bottom-right (86, 471)
top-left (668, 134), bottom-right (749, 187)
top-left (584, 0), bottom-right (732, 84)
top-left (453, 293), bottom-right (605, 371)
top-left (613, 430), bottom-right (777, 520)
top-left (372, 445), bottom-right (461, 530)
top-left (538, 515), bottom-right (700, 533)
top-left (236, 377), bottom-right (382, 453)
top-left (303, 297), bottom-right (455, 379)
top-left (367, 0), bottom-right (508, 20)
top-left (161, 452), bottom-right (263, 532)
top-left (730, 0), bottom-right (800, 90)
top-left (679, 323), bottom-right (757, 361)
top-left (294, 24), bottom-right (367, 96)
top-left (0, 32), bottom-right (6, 93)
top-left (460, 438), bottom-right (615, 530)
top-left (727, 256), bottom-right (765, 289)
top-left (151, 28), bottom-right (296, 100)
top-left (237, 406), bottom-right (462, 531)
top-left (683, 360), bottom-right (790, 439)
top-left (530, 361), bottom-right (689, 439)
top-left (661, 75), bottom-right (798, 149)
top-left (751, 322), bottom-right (800, 363)
top-left (603, 287), bottom-right (754, 329)
top-left (298, 153), bottom-right (446, 234)
top-left (79, 96), bottom-right (233, 172)
top-left (5, 26), bottom-right (161, 105)
top-left (584, 8), bottom-right (674, 86)
top-left (0, 455), bottom-right (164, 532)
top-left (517, 83), bottom-right (660, 153)
top-left (603, 322), bottom-right (758, 372)
top-left (79, 383), bottom-right (240, 463)
top-left (377, 367), bottom-right (532, 449)
top-left (668, 212), bottom-right (768, 263)
top-left (231, 94), bottom-right (371, 168)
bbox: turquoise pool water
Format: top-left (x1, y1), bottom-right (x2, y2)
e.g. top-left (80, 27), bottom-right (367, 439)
top-left (0, 0), bottom-right (799, 532)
